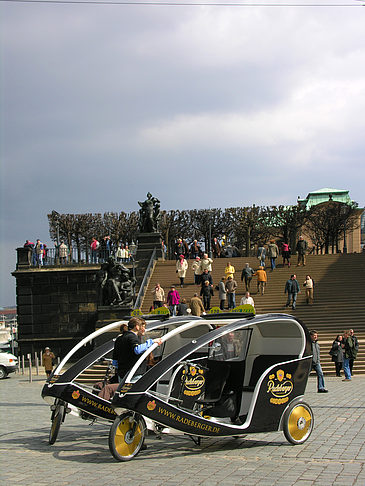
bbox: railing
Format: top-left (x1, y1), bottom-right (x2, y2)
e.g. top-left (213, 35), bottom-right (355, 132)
top-left (134, 248), bottom-right (157, 310)
top-left (18, 247), bottom-right (134, 267)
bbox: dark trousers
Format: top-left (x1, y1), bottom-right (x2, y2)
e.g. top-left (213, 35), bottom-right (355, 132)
top-left (220, 299), bottom-right (226, 310)
top-left (335, 362), bottom-right (342, 376)
top-left (203, 296), bottom-right (211, 310)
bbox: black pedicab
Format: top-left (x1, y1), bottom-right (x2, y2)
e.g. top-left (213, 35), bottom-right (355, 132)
top-left (109, 313), bottom-right (314, 461)
top-left (41, 316), bottom-right (214, 445)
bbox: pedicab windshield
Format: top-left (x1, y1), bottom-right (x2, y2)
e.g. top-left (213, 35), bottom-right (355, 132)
top-left (208, 330), bottom-right (251, 362)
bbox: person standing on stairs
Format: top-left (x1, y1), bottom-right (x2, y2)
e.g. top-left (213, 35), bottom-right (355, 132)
top-left (284, 274), bottom-right (300, 310)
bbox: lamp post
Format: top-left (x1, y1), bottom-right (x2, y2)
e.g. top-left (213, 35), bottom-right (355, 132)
top-left (129, 242), bottom-right (137, 299)
top-left (208, 209), bottom-right (213, 259)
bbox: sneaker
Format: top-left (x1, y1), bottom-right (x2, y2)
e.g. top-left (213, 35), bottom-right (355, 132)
top-left (318, 389), bottom-right (328, 393)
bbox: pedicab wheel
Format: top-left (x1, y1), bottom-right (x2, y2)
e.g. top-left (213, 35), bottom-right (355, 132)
top-left (283, 401), bottom-right (313, 445)
top-left (49, 401), bottom-right (65, 445)
top-left (109, 412), bottom-right (146, 462)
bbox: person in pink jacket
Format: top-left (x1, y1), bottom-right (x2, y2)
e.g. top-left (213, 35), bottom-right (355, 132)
top-left (167, 286), bottom-right (180, 316)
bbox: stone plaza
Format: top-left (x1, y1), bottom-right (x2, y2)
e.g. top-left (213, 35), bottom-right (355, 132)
top-left (0, 373), bottom-right (364, 486)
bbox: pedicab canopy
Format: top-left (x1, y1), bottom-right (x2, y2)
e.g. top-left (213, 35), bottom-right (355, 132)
top-left (111, 313), bottom-right (313, 437)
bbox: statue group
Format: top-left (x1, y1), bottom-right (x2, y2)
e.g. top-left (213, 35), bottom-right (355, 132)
top-left (138, 192), bottom-right (160, 233)
top-left (96, 257), bottom-right (136, 307)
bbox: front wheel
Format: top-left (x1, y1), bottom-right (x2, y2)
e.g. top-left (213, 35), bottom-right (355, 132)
top-left (109, 412), bottom-right (146, 462)
top-left (283, 401), bottom-right (314, 445)
top-left (49, 401), bottom-right (65, 445)
top-left (0, 366), bottom-right (8, 379)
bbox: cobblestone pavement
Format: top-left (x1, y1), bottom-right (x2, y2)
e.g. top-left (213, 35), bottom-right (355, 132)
top-left (0, 373), bottom-right (364, 486)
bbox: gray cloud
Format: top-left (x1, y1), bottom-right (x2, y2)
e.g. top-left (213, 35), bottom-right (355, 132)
top-left (1, 0), bottom-right (364, 305)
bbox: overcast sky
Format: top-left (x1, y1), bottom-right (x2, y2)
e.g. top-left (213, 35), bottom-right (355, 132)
top-left (1, 0), bottom-right (364, 306)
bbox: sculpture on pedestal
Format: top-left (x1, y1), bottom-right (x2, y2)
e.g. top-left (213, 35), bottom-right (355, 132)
top-left (138, 192), bottom-right (160, 233)
top-left (96, 257), bottom-right (136, 306)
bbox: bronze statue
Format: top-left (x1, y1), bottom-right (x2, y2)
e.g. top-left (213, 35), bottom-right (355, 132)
top-left (97, 257), bottom-right (135, 306)
top-left (138, 192), bottom-right (160, 233)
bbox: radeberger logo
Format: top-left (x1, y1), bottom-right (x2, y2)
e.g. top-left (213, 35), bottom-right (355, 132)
top-left (147, 400), bottom-right (156, 411)
top-left (182, 367), bottom-right (205, 396)
top-left (267, 370), bottom-right (293, 405)
top-left (72, 390), bottom-right (80, 400)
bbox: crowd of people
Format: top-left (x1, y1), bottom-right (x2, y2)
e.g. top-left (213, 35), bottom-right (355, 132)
top-left (147, 234), bottom-right (317, 316)
top-left (310, 328), bottom-right (360, 394)
top-left (24, 236), bottom-right (133, 266)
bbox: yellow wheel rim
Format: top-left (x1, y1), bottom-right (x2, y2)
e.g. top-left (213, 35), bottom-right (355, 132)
top-left (287, 405), bottom-right (312, 442)
top-left (114, 416), bottom-right (143, 458)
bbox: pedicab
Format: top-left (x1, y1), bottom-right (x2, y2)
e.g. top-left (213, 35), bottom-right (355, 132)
top-left (108, 313), bottom-right (314, 461)
top-left (41, 315), bottom-right (214, 444)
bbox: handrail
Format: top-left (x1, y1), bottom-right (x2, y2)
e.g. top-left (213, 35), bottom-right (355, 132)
top-left (134, 248), bottom-right (157, 310)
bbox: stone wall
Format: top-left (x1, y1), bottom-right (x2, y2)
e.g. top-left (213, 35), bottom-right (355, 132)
top-left (12, 266), bottom-right (98, 358)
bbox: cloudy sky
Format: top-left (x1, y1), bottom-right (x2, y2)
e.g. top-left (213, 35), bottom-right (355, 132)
top-left (1, 0), bottom-right (364, 306)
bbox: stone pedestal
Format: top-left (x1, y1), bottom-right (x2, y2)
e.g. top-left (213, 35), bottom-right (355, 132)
top-left (16, 247), bottom-right (32, 269)
top-left (136, 232), bottom-right (163, 262)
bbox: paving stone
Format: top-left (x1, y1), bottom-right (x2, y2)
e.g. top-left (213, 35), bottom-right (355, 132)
top-left (1, 375), bottom-right (364, 485)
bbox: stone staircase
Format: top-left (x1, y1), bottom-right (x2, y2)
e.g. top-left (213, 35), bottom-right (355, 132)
top-left (141, 253), bottom-right (365, 375)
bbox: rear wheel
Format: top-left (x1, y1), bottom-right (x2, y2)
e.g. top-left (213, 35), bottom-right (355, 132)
top-left (109, 412), bottom-right (146, 461)
top-left (283, 401), bottom-right (313, 445)
top-left (49, 401), bottom-right (65, 445)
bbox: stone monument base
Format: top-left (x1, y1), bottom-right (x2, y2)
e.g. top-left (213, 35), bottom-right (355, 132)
top-left (136, 232), bottom-right (163, 262)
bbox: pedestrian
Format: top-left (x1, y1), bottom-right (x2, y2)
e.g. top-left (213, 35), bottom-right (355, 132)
top-left (255, 266), bottom-right (267, 296)
top-left (225, 275), bottom-right (238, 309)
top-left (257, 244), bottom-right (266, 268)
top-left (42, 347), bottom-right (55, 378)
top-left (190, 240), bottom-right (201, 259)
top-left (200, 253), bottom-right (213, 273)
top-left (151, 282), bottom-right (165, 309)
top-left (192, 257), bottom-right (203, 285)
top-left (342, 330), bottom-right (356, 381)
top-left (310, 330), bottom-right (328, 393)
top-left (217, 276), bottom-right (227, 310)
top-left (174, 238), bottom-right (185, 259)
top-left (59, 240), bottom-right (68, 265)
top-left (90, 237), bottom-right (99, 263)
top-left (296, 236), bottom-right (308, 266)
top-left (177, 298), bottom-right (191, 315)
top-left (113, 317), bottom-right (162, 382)
top-left (267, 240), bottom-right (280, 270)
top-left (166, 285), bottom-right (180, 316)
top-left (281, 241), bottom-right (291, 267)
top-left (240, 291), bottom-right (255, 309)
top-left (241, 263), bottom-right (255, 292)
top-left (176, 254), bottom-right (188, 287)
top-left (35, 239), bottom-right (44, 266)
top-left (303, 275), bottom-right (314, 305)
top-left (200, 268), bottom-right (213, 287)
top-left (329, 335), bottom-right (344, 377)
top-left (224, 261), bottom-right (235, 280)
top-left (116, 244), bottom-right (123, 262)
top-left (284, 274), bottom-right (300, 310)
top-left (190, 293), bottom-right (205, 316)
top-left (200, 280), bottom-right (214, 311)
top-left (349, 329), bottom-right (359, 375)
top-left (212, 237), bottom-right (221, 258)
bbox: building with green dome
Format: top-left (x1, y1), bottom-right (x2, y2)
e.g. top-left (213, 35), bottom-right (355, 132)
top-left (297, 188), bottom-right (364, 253)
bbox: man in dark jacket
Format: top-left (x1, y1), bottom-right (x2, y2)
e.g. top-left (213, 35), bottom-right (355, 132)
top-left (113, 317), bottom-right (161, 382)
top-left (349, 329), bottom-right (359, 376)
top-left (296, 236), bottom-right (308, 266)
top-left (310, 330), bottom-right (328, 393)
top-left (284, 274), bottom-right (300, 310)
top-left (241, 263), bottom-right (255, 291)
top-left (200, 280), bottom-right (214, 310)
top-left (200, 269), bottom-right (213, 287)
